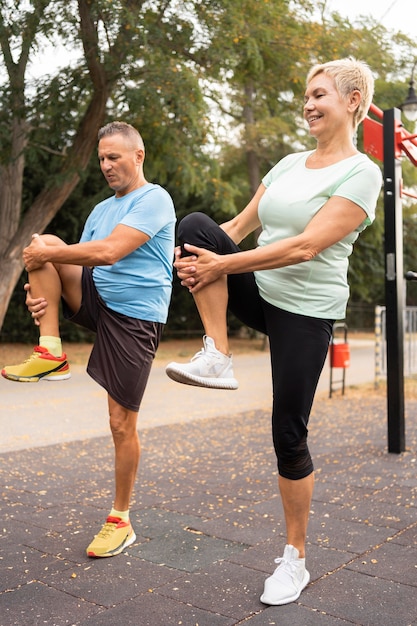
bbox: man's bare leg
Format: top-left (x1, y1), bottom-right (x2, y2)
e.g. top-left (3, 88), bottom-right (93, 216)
top-left (85, 396), bottom-right (139, 558)
top-left (1, 236), bottom-right (81, 380)
top-left (26, 234), bottom-right (83, 337)
top-left (108, 395), bottom-right (140, 512)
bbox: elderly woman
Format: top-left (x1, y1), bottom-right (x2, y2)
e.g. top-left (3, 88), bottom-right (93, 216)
top-left (166, 58), bottom-right (382, 605)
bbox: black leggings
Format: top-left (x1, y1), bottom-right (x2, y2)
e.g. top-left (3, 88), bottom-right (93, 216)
top-left (179, 212), bottom-right (333, 479)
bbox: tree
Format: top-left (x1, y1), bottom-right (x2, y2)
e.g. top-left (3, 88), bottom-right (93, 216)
top-left (0, 0), bottom-right (217, 332)
top-left (198, 0), bottom-right (316, 199)
top-left (208, 6), bottom-right (417, 326)
top-left (2, 0), bottom-right (415, 338)
top-left (199, 2), bottom-right (412, 215)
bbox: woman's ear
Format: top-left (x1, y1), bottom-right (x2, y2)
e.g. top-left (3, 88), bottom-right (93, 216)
top-left (348, 89), bottom-right (362, 113)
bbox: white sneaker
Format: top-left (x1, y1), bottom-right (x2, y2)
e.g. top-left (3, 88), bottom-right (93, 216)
top-left (165, 336), bottom-right (238, 390)
top-left (260, 544), bottom-right (310, 605)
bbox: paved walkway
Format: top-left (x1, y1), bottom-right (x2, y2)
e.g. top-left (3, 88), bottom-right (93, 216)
top-left (0, 339), bottom-right (376, 453)
top-left (1, 343), bottom-right (416, 625)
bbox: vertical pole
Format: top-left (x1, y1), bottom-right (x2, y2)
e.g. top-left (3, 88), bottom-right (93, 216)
top-left (374, 305), bottom-right (382, 388)
top-left (383, 107), bottom-right (405, 453)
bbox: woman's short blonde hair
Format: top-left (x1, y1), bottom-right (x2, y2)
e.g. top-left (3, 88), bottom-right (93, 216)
top-left (306, 58), bottom-right (374, 131)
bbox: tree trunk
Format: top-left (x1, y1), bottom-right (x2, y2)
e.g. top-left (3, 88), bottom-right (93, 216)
top-left (0, 118), bottom-right (28, 250)
top-left (243, 80), bottom-right (261, 197)
top-left (0, 0), bottom-right (126, 332)
top-left (0, 257), bottom-right (28, 334)
top-left (0, 88), bottom-right (109, 331)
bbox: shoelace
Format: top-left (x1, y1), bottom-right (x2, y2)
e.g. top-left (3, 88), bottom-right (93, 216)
top-left (272, 556), bottom-right (300, 578)
top-left (96, 521), bottom-right (118, 539)
top-left (23, 349), bottom-right (41, 364)
top-left (190, 347), bottom-right (206, 362)
top-left (191, 346), bottom-right (223, 364)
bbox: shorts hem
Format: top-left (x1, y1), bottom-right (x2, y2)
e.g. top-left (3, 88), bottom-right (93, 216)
top-left (87, 367), bottom-right (141, 412)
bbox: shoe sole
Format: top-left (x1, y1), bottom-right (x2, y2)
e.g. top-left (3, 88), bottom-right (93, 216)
top-left (166, 366), bottom-right (238, 390)
top-left (87, 531), bottom-right (137, 558)
top-left (260, 570), bottom-right (310, 606)
top-left (1, 371), bottom-right (71, 382)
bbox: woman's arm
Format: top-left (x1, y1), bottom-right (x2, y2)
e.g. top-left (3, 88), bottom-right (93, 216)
top-left (176, 195), bottom-right (367, 292)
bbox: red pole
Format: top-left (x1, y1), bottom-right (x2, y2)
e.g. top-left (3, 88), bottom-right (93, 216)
top-left (369, 102), bottom-right (383, 120)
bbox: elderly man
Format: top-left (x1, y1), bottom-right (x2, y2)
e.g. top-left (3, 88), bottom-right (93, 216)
top-left (2, 121), bottom-right (176, 558)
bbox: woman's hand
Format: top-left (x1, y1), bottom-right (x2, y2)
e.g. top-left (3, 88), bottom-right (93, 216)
top-left (174, 244), bottom-right (224, 293)
top-left (24, 283), bottom-right (48, 327)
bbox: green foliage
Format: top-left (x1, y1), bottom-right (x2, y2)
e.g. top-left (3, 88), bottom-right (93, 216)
top-left (348, 204), bottom-right (385, 304)
top-left (2, 0), bottom-right (417, 341)
top-left (403, 204), bottom-right (417, 306)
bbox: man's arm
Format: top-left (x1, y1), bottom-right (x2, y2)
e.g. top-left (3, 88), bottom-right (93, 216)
top-left (23, 224), bottom-right (149, 272)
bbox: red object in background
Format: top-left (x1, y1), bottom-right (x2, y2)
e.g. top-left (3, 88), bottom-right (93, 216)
top-left (363, 115), bottom-right (384, 161)
top-left (363, 102), bottom-right (417, 167)
top-left (330, 343), bottom-right (350, 368)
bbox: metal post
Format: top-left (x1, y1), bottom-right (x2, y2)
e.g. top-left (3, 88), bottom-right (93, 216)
top-left (383, 107), bottom-right (405, 453)
top-left (374, 305), bottom-right (382, 388)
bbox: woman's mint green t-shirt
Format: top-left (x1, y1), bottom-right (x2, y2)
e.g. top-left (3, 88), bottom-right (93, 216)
top-left (254, 151), bottom-right (382, 319)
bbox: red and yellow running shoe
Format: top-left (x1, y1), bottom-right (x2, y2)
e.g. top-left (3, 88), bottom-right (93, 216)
top-left (1, 345), bottom-right (71, 382)
top-left (86, 516), bottom-right (136, 558)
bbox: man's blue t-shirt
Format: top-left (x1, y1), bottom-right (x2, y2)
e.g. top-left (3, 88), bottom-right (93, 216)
top-left (80, 183), bottom-right (176, 323)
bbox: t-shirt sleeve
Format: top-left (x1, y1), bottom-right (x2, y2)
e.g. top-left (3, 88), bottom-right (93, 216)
top-left (332, 160), bottom-right (382, 227)
top-left (120, 186), bottom-right (174, 238)
top-left (79, 210), bottom-right (95, 243)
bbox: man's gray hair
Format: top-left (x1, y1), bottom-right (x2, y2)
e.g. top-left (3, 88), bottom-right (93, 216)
top-left (98, 121), bottom-right (145, 151)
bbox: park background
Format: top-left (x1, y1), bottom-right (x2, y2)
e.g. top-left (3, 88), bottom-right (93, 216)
top-left (1, 0), bottom-right (417, 347)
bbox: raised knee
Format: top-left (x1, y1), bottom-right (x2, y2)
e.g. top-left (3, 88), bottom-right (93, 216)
top-left (178, 212), bottom-right (213, 241)
top-left (39, 234), bottom-right (66, 246)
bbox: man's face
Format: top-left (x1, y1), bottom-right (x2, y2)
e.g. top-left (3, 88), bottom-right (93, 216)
top-left (98, 133), bottom-right (144, 197)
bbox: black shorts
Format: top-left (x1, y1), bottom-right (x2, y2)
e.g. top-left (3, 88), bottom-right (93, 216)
top-left (63, 267), bottom-right (163, 412)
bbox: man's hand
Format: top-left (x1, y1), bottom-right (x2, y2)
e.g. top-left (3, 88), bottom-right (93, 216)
top-left (174, 243), bottom-right (223, 293)
top-left (23, 233), bottom-right (47, 272)
top-left (24, 283), bottom-right (47, 327)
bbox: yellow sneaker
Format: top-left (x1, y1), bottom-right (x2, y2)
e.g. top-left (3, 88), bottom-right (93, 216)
top-left (1, 346), bottom-right (71, 382)
top-left (86, 516), bottom-right (136, 558)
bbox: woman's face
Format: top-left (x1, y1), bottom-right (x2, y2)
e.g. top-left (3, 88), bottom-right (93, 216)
top-left (304, 73), bottom-right (353, 139)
